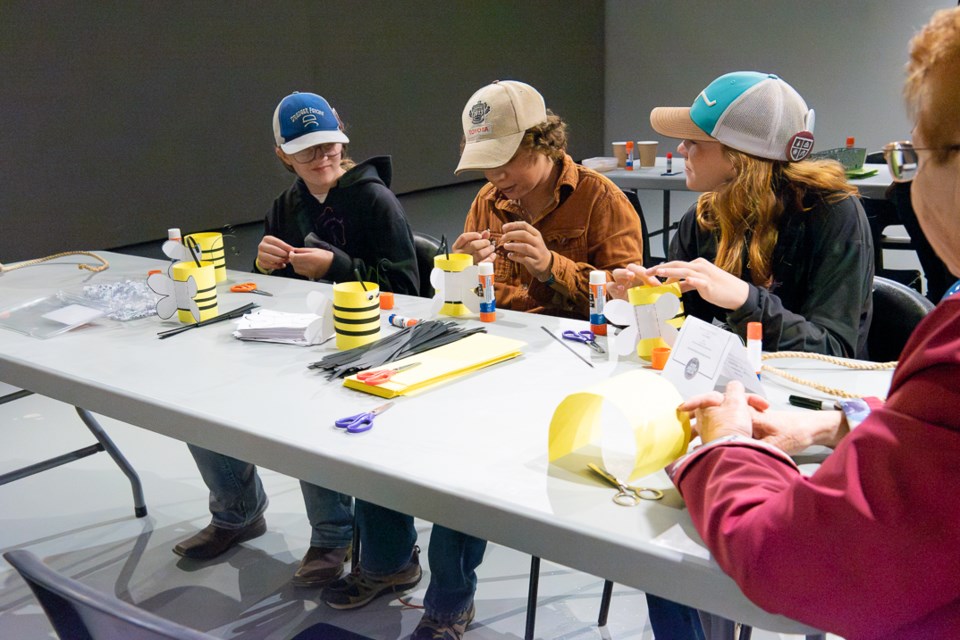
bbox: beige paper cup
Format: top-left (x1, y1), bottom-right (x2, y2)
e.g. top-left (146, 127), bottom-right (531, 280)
top-left (333, 281), bottom-right (381, 350)
top-left (636, 141), bottom-right (658, 168)
top-left (171, 260), bottom-right (218, 323)
top-left (612, 142), bottom-right (627, 168)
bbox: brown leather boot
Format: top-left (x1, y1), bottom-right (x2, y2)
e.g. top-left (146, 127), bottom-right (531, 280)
top-left (172, 516), bottom-right (267, 560)
top-left (291, 545), bottom-right (351, 588)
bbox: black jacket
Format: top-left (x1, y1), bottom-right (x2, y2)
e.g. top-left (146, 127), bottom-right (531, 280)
top-left (670, 193), bottom-right (874, 359)
top-left (259, 156), bottom-right (419, 295)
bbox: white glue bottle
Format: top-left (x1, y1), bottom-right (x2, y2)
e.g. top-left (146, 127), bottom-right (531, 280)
top-left (478, 262), bottom-right (496, 322)
top-left (589, 270), bottom-right (607, 336)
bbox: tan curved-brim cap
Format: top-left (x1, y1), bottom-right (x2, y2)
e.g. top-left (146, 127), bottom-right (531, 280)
top-left (455, 80), bottom-right (547, 174)
top-left (649, 106), bottom-right (715, 142)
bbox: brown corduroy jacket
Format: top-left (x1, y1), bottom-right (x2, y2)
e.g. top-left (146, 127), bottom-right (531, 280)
top-left (463, 154), bottom-right (645, 318)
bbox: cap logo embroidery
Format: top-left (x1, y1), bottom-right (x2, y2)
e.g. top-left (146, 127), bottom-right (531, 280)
top-left (469, 101), bottom-right (491, 125)
top-left (786, 131), bottom-right (815, 162)
top-left (698, 90), bottom-right (717, 107)
top-left (301, 114), bottom-right (318, 129)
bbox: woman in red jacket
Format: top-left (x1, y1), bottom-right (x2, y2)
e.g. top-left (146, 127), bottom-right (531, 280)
top-left (671, 7), bottom-right (960, 639)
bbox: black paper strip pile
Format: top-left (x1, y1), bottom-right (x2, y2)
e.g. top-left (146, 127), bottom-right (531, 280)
top-left (307, 320), bottom-right (485, 380)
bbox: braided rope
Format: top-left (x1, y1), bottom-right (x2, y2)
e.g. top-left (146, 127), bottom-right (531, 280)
top-left (0, 251), bottom-right (109, 274)
top-left (761, 351), bottom-right (896, 399)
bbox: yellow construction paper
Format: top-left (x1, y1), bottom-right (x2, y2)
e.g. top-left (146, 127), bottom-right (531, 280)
top-left (333, 281), bottom-right (381, 350)
top-left (627, 282), bottom-right (682, 360)
top-left (343, 333), bottom-right (525, 398)
top-left (548, 370), bottom-right (690, 482)
top-left (185, 232), bottom-right (226, 283)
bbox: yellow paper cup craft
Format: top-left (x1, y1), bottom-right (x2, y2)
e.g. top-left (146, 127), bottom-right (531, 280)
top-left (184, 232), bottom-right (226, 283)
top-left (434, 253), bottom-right (475, 317)
top-left (548, 370), bottom-right (691, 483)
top-left (333, 281), bottom-right (381, 350)
top-left (171, 260), bottom-right (218, 323)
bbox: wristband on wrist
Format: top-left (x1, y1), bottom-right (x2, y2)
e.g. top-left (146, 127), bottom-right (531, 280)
top-left (838, 397), bottom-right (873, 430)
top-left (255, 257), bottom-right (274, 274)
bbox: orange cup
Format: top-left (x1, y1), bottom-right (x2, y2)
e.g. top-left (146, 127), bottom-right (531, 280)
top-left (379, 291), bottom-right (395, 310)
top-left (651, 346), bottom-right (671, 370)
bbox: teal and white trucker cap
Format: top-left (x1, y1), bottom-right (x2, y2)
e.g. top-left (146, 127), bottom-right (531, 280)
top-left (650, 72), bottom-right (816, 162)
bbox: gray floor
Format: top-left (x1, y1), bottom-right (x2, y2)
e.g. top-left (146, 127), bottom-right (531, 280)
top-left (0, 390), bottom-right (839, 639)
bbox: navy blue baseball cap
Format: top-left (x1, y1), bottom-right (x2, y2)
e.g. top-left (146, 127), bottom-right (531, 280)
top-left (272, 92), bottom-right (349, 154)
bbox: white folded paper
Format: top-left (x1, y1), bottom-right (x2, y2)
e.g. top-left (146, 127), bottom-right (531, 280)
top-left (233, 309), bottom-right (324, 346)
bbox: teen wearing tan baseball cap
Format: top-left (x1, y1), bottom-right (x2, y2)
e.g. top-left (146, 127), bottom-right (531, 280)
top-left (455, 80), bottom-right (547, 173)
top-left (349, 80), bottom-right (645, 639)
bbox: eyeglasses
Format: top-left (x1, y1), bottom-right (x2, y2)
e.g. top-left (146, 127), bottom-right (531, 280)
top-left (289, 143), bottom-right (341, 164)
top-left (883, 141), bottom-right (960, 182)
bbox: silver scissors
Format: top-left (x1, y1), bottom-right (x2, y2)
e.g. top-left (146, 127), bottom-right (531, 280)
top-left (334, 401), bottom-right (394, 434)
top-left (562, 329), bottom-right (605, 354)
top-left (588, 463), bottom-right (663, 506)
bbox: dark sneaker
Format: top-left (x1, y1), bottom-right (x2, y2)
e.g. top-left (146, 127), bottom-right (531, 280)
top-left (322, 547), bottom-right (421, 610)
top-left (173, 515), bottom-right (267, 560)
top-left (291, 545), bottom-right (351, 588)
top-left (410, 603), bottom-right (476, 640)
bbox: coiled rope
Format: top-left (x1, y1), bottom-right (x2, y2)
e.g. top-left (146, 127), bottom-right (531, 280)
top-left (0, 251), bottom-right (110, 274)
top-left (761, 351), bottom-right (896, 399)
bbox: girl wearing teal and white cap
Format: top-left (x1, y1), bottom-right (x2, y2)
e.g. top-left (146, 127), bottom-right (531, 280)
top-left (613, 71), bottom-right (874, 360)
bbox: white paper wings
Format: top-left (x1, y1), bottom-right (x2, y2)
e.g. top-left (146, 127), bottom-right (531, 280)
top-left (604, 285), bottom-right (682, 358)
top-left (147, 272), bottom-right (199, 322)
top-left (429, 265), bottom-right (482, 316)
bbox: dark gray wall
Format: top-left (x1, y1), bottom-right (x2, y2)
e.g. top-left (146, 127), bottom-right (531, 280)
top-left (1, 1), bottom-right (605, 263)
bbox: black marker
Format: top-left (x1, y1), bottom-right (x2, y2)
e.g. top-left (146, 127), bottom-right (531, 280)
top-left (788, 395), bottom-right (841, 411)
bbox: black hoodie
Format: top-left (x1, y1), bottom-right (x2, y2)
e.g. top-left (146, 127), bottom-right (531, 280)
top-left (259, 156), bottom-right (419, 295)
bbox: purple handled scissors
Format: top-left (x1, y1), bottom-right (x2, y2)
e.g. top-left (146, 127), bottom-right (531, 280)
top-left (334, 401), bottom-right (394, 434)
top-left (562, 329), bottom-right (605, 354)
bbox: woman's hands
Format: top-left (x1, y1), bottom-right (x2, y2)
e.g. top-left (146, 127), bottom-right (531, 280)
top-left (679, 381), bottom-right (766, 443)
top-left (680, 381), bottom-right (849, 454)
top-left (453, 222), bottom-right (554, 281)
top-left (610, 258), bottom-right (749, 310)
top-left (610, 264), bottom-right (663, 299)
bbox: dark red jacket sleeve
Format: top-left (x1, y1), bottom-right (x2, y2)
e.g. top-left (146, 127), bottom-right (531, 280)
top-left (669, 298), bottom-right (960, 639)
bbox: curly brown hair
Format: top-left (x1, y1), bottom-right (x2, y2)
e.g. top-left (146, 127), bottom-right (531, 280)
top-left (696, 149), bottom-right (856, 287)
top-left (906, 6), bottom-right (960, 165)
top-left (517, 110), bottom-right (568, 161)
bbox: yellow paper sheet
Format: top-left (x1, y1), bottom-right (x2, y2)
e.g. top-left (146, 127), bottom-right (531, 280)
top-left (343, 333), bottom-right (526, 398)
top-left (547, 370), bottom-right (690, 482)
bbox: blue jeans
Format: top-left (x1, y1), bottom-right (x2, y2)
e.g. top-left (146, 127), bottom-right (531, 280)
top-left (356, 500), bottom-right (486, 622)
top-left (187, 445), bottom-right (353, 548)
top-left (646, 594), bottom-right (705, 640)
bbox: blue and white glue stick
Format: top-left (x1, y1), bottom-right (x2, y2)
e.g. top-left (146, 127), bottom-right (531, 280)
top-left (589, 270), bottom-right (607, 336)
top-left (478, 262), bottom-right (496, 322)
top-left (747, 322), bottom-right (762, 379)
top-left (388, 314), bottom-right (419, 328)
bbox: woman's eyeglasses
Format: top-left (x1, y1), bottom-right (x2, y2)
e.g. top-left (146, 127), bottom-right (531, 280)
top-left (290, 143), bottom-right (341, 164)
top-left (883, 141), bottom-right (960, 182)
